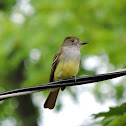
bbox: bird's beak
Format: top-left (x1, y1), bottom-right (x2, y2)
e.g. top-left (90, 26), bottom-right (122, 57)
top-left (79, 41), bottom-right (89, 45)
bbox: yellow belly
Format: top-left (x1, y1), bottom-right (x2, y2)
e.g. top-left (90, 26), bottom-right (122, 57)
top-left (54, 60), bottom-right (79, 81)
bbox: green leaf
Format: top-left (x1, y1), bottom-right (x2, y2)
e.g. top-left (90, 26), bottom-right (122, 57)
top-left (93, 103), bottom-right (126, 119)
top-left (108, 115), bottom-right (126, 126)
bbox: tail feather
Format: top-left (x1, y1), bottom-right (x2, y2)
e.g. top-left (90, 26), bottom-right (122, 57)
top-left (44, 88), bottom-right (60, 109)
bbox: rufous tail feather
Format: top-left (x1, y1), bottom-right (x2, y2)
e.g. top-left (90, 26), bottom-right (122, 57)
top-left (44, 88), bottom-right (60, 109)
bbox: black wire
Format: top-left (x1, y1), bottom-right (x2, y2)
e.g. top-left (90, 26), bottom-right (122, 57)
top-left (0, 70), bottom-right (125, 98)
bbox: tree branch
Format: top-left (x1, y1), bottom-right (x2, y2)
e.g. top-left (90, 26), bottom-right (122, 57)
top-left (0, 69), bottom-right (126, 100)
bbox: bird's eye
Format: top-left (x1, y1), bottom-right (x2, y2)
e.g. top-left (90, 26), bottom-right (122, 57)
top-left (71, 39), bottom-right (74, 42)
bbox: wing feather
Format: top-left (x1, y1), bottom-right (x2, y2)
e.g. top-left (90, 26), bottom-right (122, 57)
top-left (49, 50), bottom-right (62, 82)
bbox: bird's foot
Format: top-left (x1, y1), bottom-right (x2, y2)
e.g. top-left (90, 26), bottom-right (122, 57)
top-left (58, 78), bottom-right (63, 84)
top-left (72, 76), bottom-right (77, 82)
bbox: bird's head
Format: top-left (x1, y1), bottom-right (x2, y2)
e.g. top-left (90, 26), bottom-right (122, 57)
top-left (62, 36), bottom-right (89, 48)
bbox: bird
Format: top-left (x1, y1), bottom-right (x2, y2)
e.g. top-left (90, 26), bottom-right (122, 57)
top-left (44, 36), bottom-right (88, 109)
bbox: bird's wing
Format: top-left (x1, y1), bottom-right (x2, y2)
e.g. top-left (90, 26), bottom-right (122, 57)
top-left (50, 49), bottom-right (62, 82)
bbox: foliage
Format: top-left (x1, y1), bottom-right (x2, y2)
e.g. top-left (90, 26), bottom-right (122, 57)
top-left (0, 0), bottom-right (126, 126)
top-left (93, 103), bottom-right (126, 126)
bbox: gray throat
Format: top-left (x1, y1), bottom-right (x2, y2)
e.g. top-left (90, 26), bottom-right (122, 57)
top-left (61, 46), bottom-right (81, 61)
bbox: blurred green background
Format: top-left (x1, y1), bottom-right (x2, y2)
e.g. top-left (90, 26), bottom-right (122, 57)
top-left (0, 0), bottom-right (126, 126)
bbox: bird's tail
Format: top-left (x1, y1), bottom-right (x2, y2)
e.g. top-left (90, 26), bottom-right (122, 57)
top-left (44, 88), bottom-right (60, 109)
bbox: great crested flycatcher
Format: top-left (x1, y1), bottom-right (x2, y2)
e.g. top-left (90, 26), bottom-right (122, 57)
top-left (44, 36), bottom-right (88, 109)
